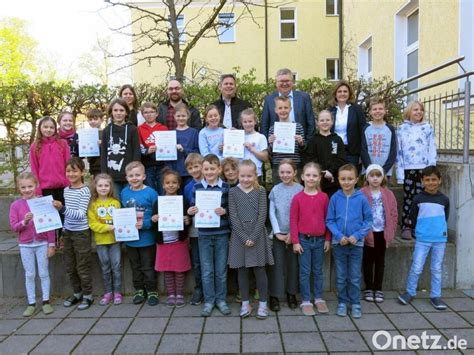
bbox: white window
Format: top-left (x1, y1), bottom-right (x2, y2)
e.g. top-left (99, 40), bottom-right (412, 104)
top-left (358, 36), bottom-right (373, 79)
top-left (218, 13), bottom-right (235, 43)
top-left (292, 72), bottom-right (298, 82)
top-left (326, 0), bottom-right (339, 15)
top-left (326, 59), bottom-right (340, 81)
top-left (169, 15), bottom-right (185, 43)
top-left (406, 9), bottom-right (419, 92)
top-left (280, 8), bottom-right (296, 40)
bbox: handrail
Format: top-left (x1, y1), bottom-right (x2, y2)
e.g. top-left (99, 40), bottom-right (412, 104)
top-left (402, 71), bottom-right (474, 97)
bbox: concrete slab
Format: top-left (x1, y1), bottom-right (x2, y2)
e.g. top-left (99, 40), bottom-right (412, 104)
top-left (458, 311), bottom-right (474, 325)
top-left (204, 316), bottom-right (240, 333)
top-left (137, 303), bottom-right (172, 318)
top-left (33, 304), bottom-right (74, 319)
top-left (72, 334), bottom-right (121, 354)
top-left (242, 332), bottom-right (283, 353)
top-left (68, 304), bottom-right (107, 318)
top-left (15, 318), bottom-right (62, 335)
top-left (423, 312), bottom-right (471, 328)
top-left (279, 315), bottom-right (318, 332)
top-left (115, 334), bottom-right (160, 354)
top-left (315, 315), bottom-right (357, 331)
top-left (321, 331), bottom-right (370, 352)
top-left (165, 316), bottom-right (203, 333)
top-left (51, 318), bottom-right (96, 335)
top-left (282, 332), bottom-right (326, 352)
top-left (31, 335), bottom-right (82, 354)
top-left (439, 328), bottom-right (474, 349)
top-left (0, 335), bottom-right (44, 354)
top-left (102, 303), bottom-right (140, 318)
top-left (351, 313), bottom-right (395, 331)
top-left (127, 317), bottom-right (167, 334)
top-left (200, 333), bottom-right (240, 353)
top-left (0, 319), bottom-right (26, 336)
top-left (385, 312), bottom-right (434, 330)
top-left (172, 303), bottom-right (205, 317)
top-left (89, 318), bottom-right (132, 334)
top-left (361, 330), bottom-right (401, 352)
top-left (378, 299), bottom-right (417, 313)
top-left (158, 333), bottom-right (200, 353)
top-left (242, 315), bottom-right (279, 333)
top-left (444, 297), bottom-right (474, 311)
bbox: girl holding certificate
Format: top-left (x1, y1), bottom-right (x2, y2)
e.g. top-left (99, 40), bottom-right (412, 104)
top-left (9, 173), bottom-right (56, 317)
top-left (152, 169), bottom-right (191, 308)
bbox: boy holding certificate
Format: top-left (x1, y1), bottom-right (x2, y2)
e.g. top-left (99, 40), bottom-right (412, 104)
top-left (268, 96), bottom-right (305, 184)
top-left (187, 154), bottom-right (231, 317)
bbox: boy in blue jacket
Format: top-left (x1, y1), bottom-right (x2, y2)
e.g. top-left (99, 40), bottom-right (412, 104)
top-left (121, 161), bottom-right (159, 306)
top-left (326, 164), bottom-right (372, 318)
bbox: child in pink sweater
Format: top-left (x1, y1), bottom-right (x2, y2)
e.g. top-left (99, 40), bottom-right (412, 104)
top-left (290, 162), bottom-right (331, 316)
top-left (9, 173), bottom-right (56, 317)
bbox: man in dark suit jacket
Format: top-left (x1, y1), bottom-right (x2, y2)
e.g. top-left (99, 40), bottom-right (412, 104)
top-left (212, 74), bottom-right (252, 129)
top-left (158, 80), bottom-right (202, 130)
top-left (260, 68), bottom-right (315, 140)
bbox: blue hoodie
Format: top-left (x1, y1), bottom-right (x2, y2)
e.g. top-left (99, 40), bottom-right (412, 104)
top-left (326, 189), bottom-right (373, 247)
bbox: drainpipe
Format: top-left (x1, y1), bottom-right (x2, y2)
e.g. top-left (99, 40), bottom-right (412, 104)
top-left (338, 0), bottom-right (343, 79)
top-left (265, 0), bottom-right (269, 85)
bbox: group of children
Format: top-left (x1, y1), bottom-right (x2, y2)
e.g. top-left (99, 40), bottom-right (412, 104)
top-left (10, 92), bottom-right (450, 320)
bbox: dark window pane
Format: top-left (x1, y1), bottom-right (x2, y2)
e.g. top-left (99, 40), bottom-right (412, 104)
top-left (407, 10), bottom-right (419, 46)
top-left (327, 59), bottom-right (336, 80)
top-left (326, 0), bottom-right (336, 15)
top-left (280, 9), bottom-right (295, 20)
top-left (281, 23), bottom-right (295, 39)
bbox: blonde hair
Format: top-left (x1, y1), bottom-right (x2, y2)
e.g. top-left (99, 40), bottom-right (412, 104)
top-left (174, 103), bottom-right (191, 117)
top-left (185, 153), bottom-right (203, 167)
top-left (364, 169), bottom-right (388, 187)
top-left (16, 172), bottom-right (38, 187)
top-left (403, 100), bottom-right (425, 121)
top-left (278, 159), bottom-right (298, 183)
top-left (239, 159), bottom-right (260, 189)
top-left (91, 173), bottom-right (117, 201)
top-left (317, 110), bottom-right (334, 121)
top-left (302, 162), bottom-right (322, 190)
top-left (125, 161), bottom-right (145, 173)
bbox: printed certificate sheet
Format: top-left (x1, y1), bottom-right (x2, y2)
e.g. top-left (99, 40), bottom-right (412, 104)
top-left (154, 131), bottom-right (177, 161)
top-left (78, 128), bottom-right (100, 157)
top-left (273, 122), bottom-right (296, 154)
top-left (223, 129), bottom-right (245, 158)
top-left (195, 190), bottom-right (222, 228)
top-left (27, 195), bottom-right (62, 233)
top-left (158, 196), bottom-right (184, 231)
top-left (112, 207), bottom-right (139, 242)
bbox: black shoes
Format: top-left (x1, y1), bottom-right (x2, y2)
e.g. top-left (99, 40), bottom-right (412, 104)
top-left (269, 296), bottom-right (280, 312)
top-left (287, 293), bottom-right (298, 309)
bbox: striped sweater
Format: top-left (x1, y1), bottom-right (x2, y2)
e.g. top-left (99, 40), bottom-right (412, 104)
top-left (61, 186), bottom-right (91, 231)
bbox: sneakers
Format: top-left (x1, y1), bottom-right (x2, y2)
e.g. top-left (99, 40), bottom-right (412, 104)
top-left (99, 292), bottom-right (113, 306)
top-left (336, 303), bottom-right (347, 317)
top-left (430, 297), bottom-right (447, 310)
top-left (133, 289), bottom-right (146, 304)
top-left (175, 295), bottom-right (186, 308)
top-left (256, 303), bottom-right (268, 320)
top-left (147, 291), bottom-right (159, 306)
top-left (42, 303), bottom-right (54, 315)
top-left (314, 299), bottom-right (329, 313)
top-left (216, 301), bottom-right (231, 315)
top-left (64, 295), bottom-right (82, 308)
top-left (240, 302), bottom-right (252, 318)
top-left (113, 292), bottom-right (123, 305)
top-left (166, 295), bottom-right (176, 308)
top-left (77, 297), bottom-right (94, 311)
top-left (300, 302), bottom-right (316, 316)
top-left (364, 290), bottom-right (375, 302)
top-left (351, 304), bottom-right (362, 318)
top-left (401, 228), bottom-right (413, 240)
top-left (190, 289), bottom-right (203, 305)
top-left (398, 292), bottom-right (413, 305)
top-left (201, 303), bottom-right (214, 317)
top-left (374, 291), bottom-right (385, 303)
top-left (23, 305), bottom-right (36, 317)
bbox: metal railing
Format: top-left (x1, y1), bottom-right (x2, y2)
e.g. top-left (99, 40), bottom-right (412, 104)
top-left (400, 56), bottom-right (473, 163)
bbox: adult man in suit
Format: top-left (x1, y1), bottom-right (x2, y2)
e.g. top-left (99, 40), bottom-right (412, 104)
top-left (212, 74), bottom-right (252, 129)
top-left (158, 79), bottom-right (202, 130)
top-left (260, 68), bottom-right (315, 140)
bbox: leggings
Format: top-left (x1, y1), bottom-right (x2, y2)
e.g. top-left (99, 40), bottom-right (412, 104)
top-left (402, 169), bottom-right (423, 230)
top-left (20, 244), bottom-right (50, 304)
top-left (237, 267), bottom-right (268, 302)
top-left (164, 271), bottom-right (186, 297)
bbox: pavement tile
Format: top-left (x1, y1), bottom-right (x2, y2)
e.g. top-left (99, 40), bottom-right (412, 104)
top-left (412, 299), bottom-right (441, 313)
top-left (31, 335), bottom-right (82, 354)
top-left (158, 334), bottom-right (200, 353)
top-left (400, 329), bottom-right (446, 342)
top-left (212, 302), bottom-right (241, 316)
top-left (242, 332), bottom-right (283, 353)
top-left (360, 300), bottom-right (382, 313)
top-left (439, 328), bottom-right (474, 349)
top-left (378, 299), bottom-right (417, 313)
top-left (137, 303), bottom-right (173, 317)
top-left (204, 316), bottom-right (240, 333)
top-left (89, 318), bottom-right (132, 334)
top-left (315, 315), bottom-right (357, 331)
top-left (386, 312), bottom-right (434, 330)
top-left (417, 350), bottom-right (462, 354)
top-left (273, 305), bottom-right (300, 316)
top-left (381, 291), bottom-right (401, 299)
top-left (242, 315), bottom-right (279, 333)
top-left (423, 312), bottom-right (471, 329)
top-left (69, 305), bottom-right (107, 318)
top-left (0, 319), bottom-right (26, 335)
top-left (102, 303), bottom-right (140, 318)
top-left (279, 315), bottom-right (317, 332)
top-left (15, 318), bottom-right (62, 335)
top-left (361, 330), bottom-right (401, 351)
top-left (127, 317), bottom-right (167, 334)
top-left (115, 334), bottom-right (160, 354)
top-left (34, 304), bottom-right (74, 319)
top-left (282, 332), bottom-right (326, 352)
top-left (443, 297), bottom-right (474, 312)
top-left (200, 333), bottom-right (240, 353)
top-left (352, 313), bottom-right (395, 331)
top-left (172, 304), bottom-right (204, 317)
top-left (442, 289), bottom-right (469, 298)
top-left (373, 352), bottom-right (417, 354)
top-left (0, 335), bottom-right (44, 354)
top-left (165, 316), bottom-right (203, 333)
top-left (321, 331), bottom-right (370, 352)
top-left (51, 318), bottom-right (96, 335)
top-left (72, 334), bottom-right (121, 354)
top-left (3, 306), bottom-right (30, 319)
top-left (458, 311), bottom-right (474, 325)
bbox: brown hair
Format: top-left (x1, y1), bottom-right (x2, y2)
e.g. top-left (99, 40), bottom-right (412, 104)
top-left (239, 159), bottom-right (260, 189)
top-left (87, 108), bottom-right (104, 119)
top-left (161, 167), bottom-right (182, 190)
top-left (222, 157), bottom-right (239, 171)
top-left (118, 84), bottom-right (138, 109)
top-left (184, 153), bottom-right (203, 167)
top-left (403, 100), bottom-right (425, 122)
top-left (364, 169), bottom-right (388, 187)
top-left (330, 80), bottom-right (355, 106)
top-left (140, 101), bottom-right (157, 112)
top-left (57, 111), bottom-right (74, 125)
top-left (338, 163), bottom-right (358, 177)
top-left (174, 103), bottom-right (191, 117)
top-left (204, 104), bottom-right (221, 125)
top-left (240, 108), bottom-right (257, 122)
top-left (369, 97), bottom-right (386, 109)
top-left (91, 173), bottom-right (117, 201)
top-left (278, 159), bottom-right (298, 183)
top-left (66, 157), bottom-right (86, 183)
top-left (107, 98), bottom-right (130, 118)
top-left (219, 73), bottom-right (236, 85)
top-left (125, 161), bottom-right (145, 173)
top-left (274, 95), bottom-right (292, 107)
top-left (34, 116), bottom-right (61, 155)
top-left (202, 153), bottom-right (220, 167)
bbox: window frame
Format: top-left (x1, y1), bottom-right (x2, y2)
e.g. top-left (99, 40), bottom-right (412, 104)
top-left (279, 7), bottom-right (297, 41)
top-left (326, 58), bottom-right (340, 81)
top-left (218, 13), bottom-right (236, 43)
top-left (169, 14), bottom-right (185, 43)
top-left (325, 0), bottom-right (339, 16)
top-left (358, 36), bottom-right (373, 79)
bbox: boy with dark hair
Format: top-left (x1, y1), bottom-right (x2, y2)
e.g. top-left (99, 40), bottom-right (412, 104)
top-left (86, 109), bottom-right (104, 177)
top-left (398, 166), bottom-right (450, 310)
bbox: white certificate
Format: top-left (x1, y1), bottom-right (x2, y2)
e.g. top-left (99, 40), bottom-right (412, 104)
top-left (195, 190), bottom-right (222, 228)
top-left (78, 128), bottom-right (100, 157)
top-left (112, 207), bottom-right (139, 242)
top-left (154, 130), bottom-right (177, 161)
top-left (223, 129), bottom-right (245, 158)
top-left (27, 195), bottom-right (62, 234)
top-left (158, 196), bottom-right (184, 232)
top-left (273, 122), bottom-right (296, 154)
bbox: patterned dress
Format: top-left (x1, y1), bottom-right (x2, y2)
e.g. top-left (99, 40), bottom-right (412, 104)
top-left (228, 186), bottom-right (274, 268)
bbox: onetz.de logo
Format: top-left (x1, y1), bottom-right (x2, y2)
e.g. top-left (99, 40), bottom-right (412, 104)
top-left (372, 330), bottom-right (468, 351)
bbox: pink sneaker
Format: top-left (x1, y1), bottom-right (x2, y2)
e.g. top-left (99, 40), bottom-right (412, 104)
top-left (113, 292), bottom-right (123, 305)
top-left (99, 292), bottom-right (113, 306)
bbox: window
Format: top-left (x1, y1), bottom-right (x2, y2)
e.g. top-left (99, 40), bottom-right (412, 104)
top-left (280, 8), bottom-right (296, 40)
top-left (169, 15), bottom-right (185, 43)
top-left (326, 0), bottom-right (339, 15)
top-left (218, 13), bottom-right (235, 43)
top-left (292, 72), bottom-right (298, 82)
top-left (406, 9), bottom-right (419, 92)
top-left (358, 36), bottom-right (372, 79)
top-left (326, 59), bottom-right (339, 81)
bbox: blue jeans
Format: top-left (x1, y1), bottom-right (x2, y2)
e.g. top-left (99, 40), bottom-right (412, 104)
top-left (96, 243), bottom-right (122, 294)
top-left (190, 237), bottom-right (202, 293)
top-left (298, 235), bottom-right (325, 302)
top-left (406, 241), bottom-right (446, 298)
top-left (332, 244), bottom-right (363, 305)
top-left (198, 234), bottom-right (229, 305)
top-left (145, 165), bottom-right (164, 195)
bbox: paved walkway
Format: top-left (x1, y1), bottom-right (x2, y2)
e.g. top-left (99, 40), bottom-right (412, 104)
top-left (0, 290), bottom-right (473, 354)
